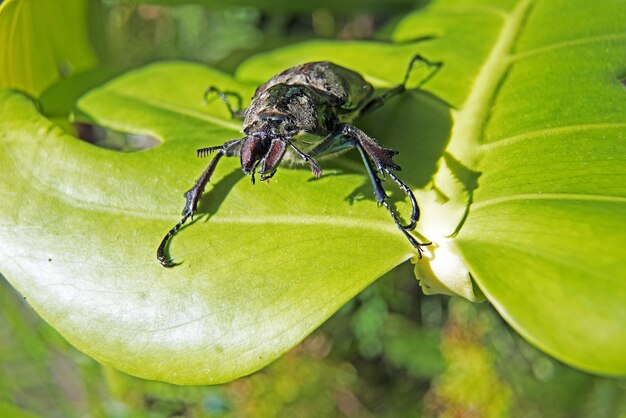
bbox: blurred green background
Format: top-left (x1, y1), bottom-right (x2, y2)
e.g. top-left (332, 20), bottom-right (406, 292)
top-left (3, 261), bottom-right (626, 417)
top-left (1, 1), bottom-right (625, 417)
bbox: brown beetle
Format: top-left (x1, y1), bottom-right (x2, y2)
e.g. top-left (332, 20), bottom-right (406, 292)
top-left (158, 56), bottom-right (439, 267)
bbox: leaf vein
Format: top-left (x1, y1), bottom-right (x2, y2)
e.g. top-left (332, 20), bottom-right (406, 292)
top-left (108, 90), bottom-right (242, 132)
top-left (511, 32), bottom-right (626, 62)
top-left (481, 122), bottom-right (626, 150)
top-left (463, 237), bottom-right (609, 282)
top-left (471, 193), bottom-right (626, 211)
top-left (448, 0), bottom-right (534, 159)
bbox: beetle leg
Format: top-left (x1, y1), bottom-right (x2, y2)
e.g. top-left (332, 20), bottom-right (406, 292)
top-left (157, 138), bottom-right (244, 267)
top-left (322, 124), bottom-right (427, 255)
top-left (358, 54), bottom-right (441, 117)
top-left (352, 137), bottom-right (428, 257)
top-left (204, 86), bottom-right (245, 120)
top-left (352, 136), bottom-right (390, 207)
top-left (352, 137), bottom-right (429, 257)
top-left (384, 169), bottom-right (419, 230)
top-left (286, 140), bottom-right (323, 178)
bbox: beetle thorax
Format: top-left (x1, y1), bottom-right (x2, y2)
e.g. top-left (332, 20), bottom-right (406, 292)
top-left (243, 84), bottom-right (336, 139)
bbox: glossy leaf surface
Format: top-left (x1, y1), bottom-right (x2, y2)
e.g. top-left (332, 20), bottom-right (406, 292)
top-left (0, 0), bottom-right (624, 384)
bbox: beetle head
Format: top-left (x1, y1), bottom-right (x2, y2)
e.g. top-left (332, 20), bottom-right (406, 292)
top-left (240, 113), bottom-right (293, 180)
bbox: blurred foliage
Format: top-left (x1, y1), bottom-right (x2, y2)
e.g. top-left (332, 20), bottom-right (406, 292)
top-left (2, 266), bottom-right (626, 417)
top-left (2, 0), bottom-right (626, 416)
top-left (0, 0), bottom-right (101, 96)
top-left (124, 0), bottom-right (423, 14)
top-left (101, 2), bottom-right (406, 72)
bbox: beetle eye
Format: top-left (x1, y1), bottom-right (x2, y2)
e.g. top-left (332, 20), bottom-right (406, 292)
top-left (260, 112), bottom-right (289, 122)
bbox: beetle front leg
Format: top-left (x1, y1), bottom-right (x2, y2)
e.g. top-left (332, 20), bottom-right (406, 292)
top-left (317, 124), bottom-right (428, 257)
top-left (341, 124), bottom-right (418, 226)
top-left (157, 138), bottom-right (243, 267)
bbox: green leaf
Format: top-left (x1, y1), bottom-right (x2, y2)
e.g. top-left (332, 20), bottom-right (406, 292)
top-left (0, 0), bottom-right (625, 384)
top-left (0, 0), bottom-right (99, 96)
top-left (0, 61), bottom-right (414, 384)
top-left (391, 0), bottom-right (625, 374)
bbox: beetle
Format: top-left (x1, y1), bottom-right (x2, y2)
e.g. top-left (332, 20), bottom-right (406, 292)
top-left (157, 56), bottom-right (440, 267)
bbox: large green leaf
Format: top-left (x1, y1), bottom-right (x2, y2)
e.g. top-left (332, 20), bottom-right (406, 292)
top-left (400, 0), bottom-right (626, 373)
top-left (0, 0), bottom-right (624, 384)
top-left (236, 0), bottom-right (626, 374)
top-left (0, 63), bottom-right (415, 384)
top-left (0, 0), bottom-right (100, 97)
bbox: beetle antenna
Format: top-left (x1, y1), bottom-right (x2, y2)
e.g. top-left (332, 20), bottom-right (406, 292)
top-left (197, 146), bottom-right (221, 158)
